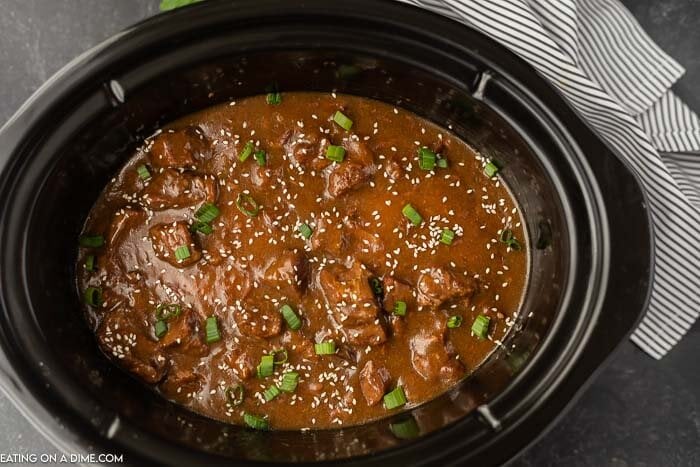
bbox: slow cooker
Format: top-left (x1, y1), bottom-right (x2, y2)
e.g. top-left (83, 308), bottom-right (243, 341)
top-left (0, 0), bottom-right (653, 465)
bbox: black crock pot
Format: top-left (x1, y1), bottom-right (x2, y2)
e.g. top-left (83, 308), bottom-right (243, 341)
top-left (0, 0), bottom-right (653, 465)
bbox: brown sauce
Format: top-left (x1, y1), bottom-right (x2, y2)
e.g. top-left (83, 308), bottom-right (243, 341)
top-left (76, 92), bottom-right (527, 430)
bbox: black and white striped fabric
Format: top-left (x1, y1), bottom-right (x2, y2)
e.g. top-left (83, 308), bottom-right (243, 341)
top-left (400, 0), bottom-right (700, 359)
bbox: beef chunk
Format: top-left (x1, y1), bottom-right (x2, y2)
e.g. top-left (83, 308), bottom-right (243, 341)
top-left (416, 267), bottom-right (477, 308)
top-left (233, 303), bottom-right (283, 338)
top-left (159, 365), bottom-right (202, 397)
top-left (284, 127), bottom-right (331, 171)
top-left (150, 127), bottom-right (208, 169)
top-left (262, 250), bottom-right (309, 299)
top-left (382, 277), bottom-right (415, 314)
top-left (385, 160), bottom-right (404, 180)
top-left (409, 316), bottom-right (463, 383)
top-left (140, 168), bottom-right (217, 210)
top-left (149, 221), bottom-right (202, 267)
top-left (318, 263), bottom-right (379, 326)
top-left (360, 360), bottom-right (390, 406)
top-left (318, 263), bottom-right (387, 346)
top-left (327, 162), bottom-right (370, 197)
top-left (158, 308), bottom-right (208, 357)
top-left (310, 223), bottom-right (347, 257)
top-left (97, 309), bottom-right (167, 385)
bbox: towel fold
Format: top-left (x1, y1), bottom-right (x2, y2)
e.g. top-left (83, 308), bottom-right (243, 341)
top-left (400, 0), bottom-right (700, 358)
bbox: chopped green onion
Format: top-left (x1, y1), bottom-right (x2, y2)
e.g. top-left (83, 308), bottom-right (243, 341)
top-left (402, 203), bottom-right (423, 226)
top-left (155, 303), bottom-right (182, 320)
top-left (325, 145), bottom-right (346, 162)
top-left (393, 301), bottom-right (407, 316)
top-left (418, 147), bottom-right (436, 171)
top-left (499, 229), bottom-right (522, 251)
top-left (436, 157), bottom-right (448, 169)
top-left (254, 150), bottom-right (267, 167)
top-left (195, 203), bottom-right (220, 224)
top-left (263, 384), bottom-right (281, 401)
top-left (298, 223), bottom-right (313, 240)
top-left (332, 110), bottom-right (353, 130)
top-left (383, 386), bottom-right (407, 410)
top-left (369, 277), bottom-right (383, 297)
top-left (280, 304), bottom-right (302, 330)
top-left (507, 238), bottom-right (522, 251)
top-left (236, 193), bottom-right (260, 217)
top-left (225, 385), bottom-right (244, 406)
top-left (314, 341), bottom-right (336, 355)
top-left (390, 417), bottom-right (420, 439)
top-left (440, 228), bottom-right (456, 245)
top-left (239, 141), bottom-right (254, 161)
top-left (154, 320), bottom-right (168, 339)
top-left (84, 287), bottom-right (102, 307)
top-left (205, 316), bottom-right (221, 344)
top-left (243, 413), bottom-right (269, 430)
top-left (190, 221), bottom-right (213, 235)
top-left (273, 349), bottom-right (288, 365)
top-left (484, 161), bottom-right (499, 177)
top-left (79, 235), bottom-right (104, 248)
top-left (472, 314), bottom-right (491, 339)
top-left (137, 164), bottom-right (151, 180)
top-left (266, 92), bottom-right (282, 105)
top-left (257, 355), bottom-right (275, 378)
top-left (447, 315), bottom-right (463, 328)
top-left (174, 245), bottom-right (190, 261)
top-left (279, 371), bottom-right (299, 393)
top-left (84, 254), bottom-right (95, 271)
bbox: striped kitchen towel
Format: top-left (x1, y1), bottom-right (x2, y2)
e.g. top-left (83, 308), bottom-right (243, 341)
top-left (400, 0), bottom-right (700, 359)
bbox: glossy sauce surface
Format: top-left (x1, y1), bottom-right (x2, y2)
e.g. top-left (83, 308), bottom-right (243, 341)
top-left (77, 93), bottom-right (527, 429)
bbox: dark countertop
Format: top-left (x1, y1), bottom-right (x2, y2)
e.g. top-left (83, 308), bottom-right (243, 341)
top-left (0, 1), bottom-right (698, 465)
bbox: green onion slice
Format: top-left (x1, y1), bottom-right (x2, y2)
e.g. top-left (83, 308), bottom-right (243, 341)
top-left (314, 341), bottom-right (336, 355)
top-left (155, 303), bottom-right (182, 321)
top-left (254, 150), bottom-right (267, 167)
top-left (484, 161), bottom-right (499, 178)
top-left (436, 158), bottom-right (448, 169)
top-left (507, 238), bottom-right (522, 251)
top-left (195, 203), bottom-right (220, 224)
top-left (499, 229), bottom-right (522, 251)
top-left (325, 145), bottom-right (346, 162)
top-left (447, 315), bottom-right (463, 328)
top-left (239, 141), bottom-right (254, 162)
top-left (280, 304), bottom-right (302, 330)
top-left (84, 287), bottom-right (102, 307)
top-left (225, 385), bottom-right (244, 406)
top-left (84, 254), bottom-right (95, 272)
top-left (205, 316), bottom-right (221, 344)
top-left (418, 147), bottom-right (436, 171)
top-left (79, 235), bottom-right (104, 248)
top-left (137, 164), bottom-right (151, 180)
top-left (279, 371), bottom-right (299, 393)
top-left (174, 245), bottom-right (191, 261)
top-left (440, 228), bottom-right (456, 245)
top-left (332, 110), bottom-right (353, 131)
top-left (154, 320), bottom-right (168, 339)
top-left (472, 314), bottom-right (491, 339)
top-left (383, 386), bottom-right (408, 410)
top-left (257, 355), bottom-right (275, 378)
top-left (263, 385), bottom-right (281, 402)
top-left (266, 92), bottom-right (282, 105)
top-left (243, 413), bottom-right (269, 430)
top-left (393, 301), bottom-right (407, 316)
top-left (190, 221), bottom-right (213, 235)
top-left (236, 193), bottom-right (260, 217)
top-left (401, 203), bottom-right (423, 226)
top-left (390, 417), bottom-right (420, 439)
top-left (298, 223), bottom-right (313, 240)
